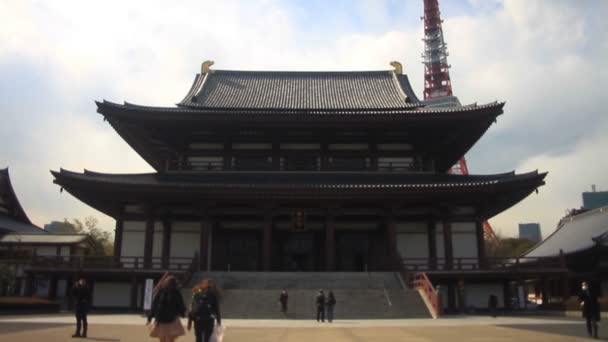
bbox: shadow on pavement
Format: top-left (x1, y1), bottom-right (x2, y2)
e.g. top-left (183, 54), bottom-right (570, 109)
top-left (0, 322), bottom-right (71, 334)
top-left (499, 322), bottom-right (608, 341)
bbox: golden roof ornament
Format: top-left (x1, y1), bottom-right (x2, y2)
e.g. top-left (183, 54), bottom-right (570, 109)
top-left (201, 60), bottom-right (215, 74)
top-left (390, 61), bottom-right (403, 75)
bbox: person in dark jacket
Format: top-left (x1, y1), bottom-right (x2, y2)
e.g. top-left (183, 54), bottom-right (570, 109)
top-left (488, 294), bottom-right (498, 318)
top-left (315, 289), bottom-right (325, 322)
top-left (188, 279), bottom-right (222, 342)
top-left (147, 275), bottom-right (186, 342)
top-left (579, 281), bottom-right (600, 339)
top-left (72, 278), bottom-right (91, 338)
top-left (326, 291), bottom-right (336, 323)
top-left (279, 289), bottom-right (288, 314)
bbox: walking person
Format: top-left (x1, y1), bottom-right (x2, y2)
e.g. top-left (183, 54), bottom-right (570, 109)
top-left (188, 279), bottom-right (222, 342)
top-left (147, 275), bottom-right (187, 342)
top-left (326, 291), bottom-right (336, 323)
top-left (315, 289), bottom-right (325, 322)
top-left (279, 289), bottom-right (288, 315)
top-left (579, 281), bottom-right (600, 339)
top-left (71, 278), bottom-right (91, 338)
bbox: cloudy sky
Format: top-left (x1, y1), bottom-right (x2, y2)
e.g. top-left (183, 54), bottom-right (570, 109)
top-left (1, 0), bottom-right (607, 239)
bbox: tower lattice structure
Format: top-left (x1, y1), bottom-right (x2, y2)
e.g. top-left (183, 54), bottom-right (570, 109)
top-left (422, 0), bottom-right (497, 241)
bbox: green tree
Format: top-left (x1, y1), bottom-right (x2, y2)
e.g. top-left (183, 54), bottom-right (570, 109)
top-left (485, 232), bottom-right (537, 258)
top-left (54, 216), bottom-right (114, 256)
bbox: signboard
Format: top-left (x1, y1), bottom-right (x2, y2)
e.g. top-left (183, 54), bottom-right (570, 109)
top-left (143, 278), bottom-right (154, 311)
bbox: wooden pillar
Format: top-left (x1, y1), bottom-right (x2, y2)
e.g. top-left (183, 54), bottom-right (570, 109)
top-left (130, 276), bottom-right (138, 310)
top-left (48, 275), bottom-right (58, 299)
top-left (272, 140), bottom-right (281, 170)
top-left (475, 221), bottom-right (486, 269)
top-left (320, 142), bottom-right (329, 170)
top-left (427, 219), bottom-right (437, 270)
top-left (162, 220), bottom-right (172, 269)
top-left (385, 214), bottom-right (399, 271)
top-left (442, 218), bottom-right (453, 270)
top-left (447, 282), bottom-right (456, 312)
top-left (200, 220), bottom-right (211, 272)
top-left (503, 280), bottom-right (511, 310)
top-left (223, 140), bottom-right (232, 170)
top-left (369, 141), bottom-right (378, 171)
top-left (263, 214), bottom-right (273, 271)
top-left (114, 218), bottom-right (124, 258)
top-left (325, 213), bottom-right (335, 271)
top-left (143, 212), bottom-right (155, 269)
top-left (541, 277), bottom-right (549, 305)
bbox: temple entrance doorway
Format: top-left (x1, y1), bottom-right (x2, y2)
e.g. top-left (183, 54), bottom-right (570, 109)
top-left (281, 232), bottom-right (315, 271)
top-left (337, 232), bottom-right (370, 271)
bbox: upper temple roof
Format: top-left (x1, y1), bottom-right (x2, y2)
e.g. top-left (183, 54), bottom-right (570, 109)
top-left (177, 70), bottom-right (421, 110)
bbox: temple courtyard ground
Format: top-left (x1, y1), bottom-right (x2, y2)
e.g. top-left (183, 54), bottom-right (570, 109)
top-left (0, 314), bottom-right (605, 341)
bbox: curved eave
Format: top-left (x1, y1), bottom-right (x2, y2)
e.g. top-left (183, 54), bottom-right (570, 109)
top-left (96, 100), bottom-right (504, 123)
top-left (0, 168), bottom-right (34, 225)
top-left (51, 168), bottom-right (545, 220)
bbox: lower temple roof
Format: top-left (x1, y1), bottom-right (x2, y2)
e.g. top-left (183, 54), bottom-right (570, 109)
top-left (52, 169), bottom-right (546, 220)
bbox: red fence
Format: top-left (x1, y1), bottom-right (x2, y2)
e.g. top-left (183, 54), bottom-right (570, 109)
top-left (411, 272), bottom-right (442, 318)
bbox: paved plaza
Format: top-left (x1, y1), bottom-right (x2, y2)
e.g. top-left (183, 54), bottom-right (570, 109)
top-left (0, 314), bottom-right (605, 341)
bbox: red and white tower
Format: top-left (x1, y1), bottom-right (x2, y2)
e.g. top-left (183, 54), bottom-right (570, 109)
top-left (422, 0), bottom-right (497, 241)
top-left (422, 0), bottom-right (452, 99)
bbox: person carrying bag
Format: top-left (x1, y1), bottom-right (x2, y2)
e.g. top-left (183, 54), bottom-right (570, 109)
top-left (188, 279), bottom-right (223, 342)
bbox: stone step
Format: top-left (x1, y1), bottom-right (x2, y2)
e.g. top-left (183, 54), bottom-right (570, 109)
top-left (181, 288), bottom-right (431, 319)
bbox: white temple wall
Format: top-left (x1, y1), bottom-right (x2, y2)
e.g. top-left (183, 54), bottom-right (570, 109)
top-left (170, 222), bottom-right (200, 259)
top-left (152, 222), bottom-right (163, 258)
top-left (395, 222), bottom-right (428, 268)
top-left (435, 223), bottom-right (445, 262)
top-left (452, 222), bottom-right (478, 261)
top-left (466, 283), bottom-right (504, 308)
top-left (35, 246), bottom-right (57, 256)
top-left (60, 246), bottom-right (71, 257)
top-left (92, 282), bottom-right (131, 308)
top-left (122, 221), bottom-right (145, 257)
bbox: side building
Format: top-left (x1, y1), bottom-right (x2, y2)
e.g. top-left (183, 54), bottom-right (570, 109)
top-left (49, 63), bottom-right (564, 312)
top-left (0, 168), bottom-right (93, 300)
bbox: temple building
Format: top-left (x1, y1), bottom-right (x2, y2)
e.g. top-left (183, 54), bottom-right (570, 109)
top-left (49, 62), bottom-right (558, 312)
top-left (0, 168), bottom-right (93, 298)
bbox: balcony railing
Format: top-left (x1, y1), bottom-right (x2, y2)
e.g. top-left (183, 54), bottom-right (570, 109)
top-left (170, 159), bottom-right (432, 172)
top-left (377, 161), bottom-right (422, 172)
top-left (16, 255), bottom-right (195, 272)
top-left (401, 256), bottom-right (565, 272)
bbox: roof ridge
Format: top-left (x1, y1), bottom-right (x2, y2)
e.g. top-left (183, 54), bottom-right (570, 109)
top-left (210, 69), bottom-right (397, 75)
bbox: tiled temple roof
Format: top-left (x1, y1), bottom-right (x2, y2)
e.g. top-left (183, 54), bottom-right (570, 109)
top-left (0, 168), bottom-right (45, 234)
top-left (178, 70), bottom-right (420, 110)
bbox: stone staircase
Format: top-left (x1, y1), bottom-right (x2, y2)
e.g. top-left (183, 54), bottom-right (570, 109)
top-left (182, 272), bottom-right (431, 319)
